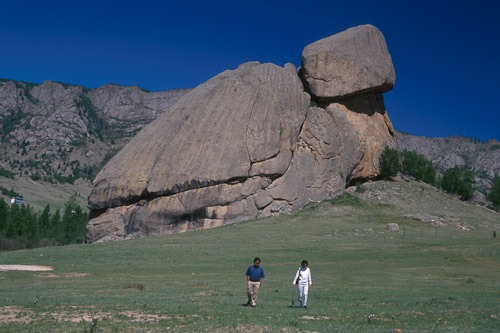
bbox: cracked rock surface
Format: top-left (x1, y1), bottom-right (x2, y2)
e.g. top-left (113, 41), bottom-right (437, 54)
top-left (86, 25), bottom-right (396, 242)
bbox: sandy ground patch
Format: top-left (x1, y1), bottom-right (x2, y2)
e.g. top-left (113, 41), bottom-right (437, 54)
top-left (37, 272), bottom-right (90, 278)
top-left (0, 306), bottom-right (35, 324)
top-left (0, 265), bottom-right (54, 272)
top-left (0, 306), bottom-right (200, 324)
top-left (300, 316), bottom-right (330, 320)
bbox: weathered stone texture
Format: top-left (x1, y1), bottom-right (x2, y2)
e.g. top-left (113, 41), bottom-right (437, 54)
top-left (333, 94), bottom-right (395, 179)
top-left (89, 62), bottom-right (308, 210)
top-left (86, 25), bottom-right (398, 242)
top-left (300, 24), bottom-right (395, 99)
top-left (87, 62), bottom-right (312, 241)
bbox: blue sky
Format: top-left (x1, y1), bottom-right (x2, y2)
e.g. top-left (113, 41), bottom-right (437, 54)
top-left (1, 0), bottom-right (499, 141)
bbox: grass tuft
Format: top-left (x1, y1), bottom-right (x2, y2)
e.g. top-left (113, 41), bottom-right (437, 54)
top-left (122, 283), bottom-right (146, 291)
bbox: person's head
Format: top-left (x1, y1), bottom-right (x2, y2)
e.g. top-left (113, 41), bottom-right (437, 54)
top-left (301, 260), bottom-right (309, 268)
top-left (253, 257), bottom-right (261, 267)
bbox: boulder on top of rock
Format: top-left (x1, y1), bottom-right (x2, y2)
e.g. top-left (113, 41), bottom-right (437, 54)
top-left (300, 24), bottom-right (395, 99)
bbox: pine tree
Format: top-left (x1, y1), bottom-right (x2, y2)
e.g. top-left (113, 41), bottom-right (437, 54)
top-left (62, 195), bottom-right (79, 244)
top-left (5, 204), bottom-right (18, 238)
top-left (24, 205), bottom-right (39, 248)
top-left (73, 205), bottom-right (88, 243)
top-left (0, 198), bottom-right (7, 235)
top-left (50, 208), bottom-right (62, 244)
top-left (488, 176), bottom-right (500, 210)
top-left (39, 204), bottom-right (51, 238)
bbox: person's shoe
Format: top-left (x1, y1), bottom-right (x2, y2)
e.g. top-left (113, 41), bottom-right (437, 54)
top-left (304, 306), bottom-right (307, 309)
top-left (250, 303), bottom-right (256, 307)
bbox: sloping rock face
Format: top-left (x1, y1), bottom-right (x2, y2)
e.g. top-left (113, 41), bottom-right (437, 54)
top-left (88, 62), bottom-right (309, 241)
top-left (86, 24), bottom-right (396, 242)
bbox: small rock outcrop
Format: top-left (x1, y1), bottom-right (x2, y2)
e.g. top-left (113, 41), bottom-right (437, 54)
top-left (387, 223), bottom-right (399, 231)
top-left (86, 24), bottom-right (397, 242)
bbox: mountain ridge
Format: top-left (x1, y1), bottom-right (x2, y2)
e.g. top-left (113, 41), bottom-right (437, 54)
top-left (0, 79), bottom-right (190, 184)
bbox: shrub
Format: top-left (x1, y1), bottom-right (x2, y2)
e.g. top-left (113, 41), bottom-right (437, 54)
top-left (0, 167), bottom-right (15, 179)
top-left (401, 151), bottom-right (436, 185)
top-left (488, 144), bottom-right (500, 151)
top-left (379, 147), bottom-right (400, 179)
top-left (440, 167), bottom-right (474, 200)
top-left (488, 176), bottom-right (500, 210)
top-left (76, 94), bottom-right (108, 140)
top-left (1, 109), bottom-right (26, 138)
top-left (0, 186), bottom-right (20, 197)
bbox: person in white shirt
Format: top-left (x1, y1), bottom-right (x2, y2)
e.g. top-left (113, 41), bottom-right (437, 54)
top-left (292, 260), bottom-right (312, 308)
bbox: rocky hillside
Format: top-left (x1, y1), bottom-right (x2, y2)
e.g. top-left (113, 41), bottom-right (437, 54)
top-left (0, 79), bottom-right (189, 184)
top-left (395, 131), bottom-right (500, 193)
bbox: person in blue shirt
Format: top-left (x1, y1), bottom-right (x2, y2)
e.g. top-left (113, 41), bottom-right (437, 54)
top-left (245, 257), bottom-right (265, 307)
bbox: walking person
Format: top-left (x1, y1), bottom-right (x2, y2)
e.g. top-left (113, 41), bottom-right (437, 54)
top-left (292, 260), bottom-right (312, 308)
top-left (245, 257), bottom-right (265, 307)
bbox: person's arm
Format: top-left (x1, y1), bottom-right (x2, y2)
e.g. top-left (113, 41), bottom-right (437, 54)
top-left (308, 269), bottom-right (312, 287)
top-left (292, 269), bottom-right (299, 286)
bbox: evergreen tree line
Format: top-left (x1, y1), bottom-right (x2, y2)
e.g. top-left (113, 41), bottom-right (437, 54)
top-left (0, 195), bottom-right (88, 250)
top-left (379, 147), bottom-right (500, 209)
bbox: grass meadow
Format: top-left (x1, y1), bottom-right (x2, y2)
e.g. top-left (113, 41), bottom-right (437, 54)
top-left (0, 177), bottom-right (90, 212)
top-left (0, 192), bottom-right (499, 332)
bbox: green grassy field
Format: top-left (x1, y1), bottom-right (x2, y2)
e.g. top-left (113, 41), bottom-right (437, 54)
top-left (1, 188), bottom-right (499, 332)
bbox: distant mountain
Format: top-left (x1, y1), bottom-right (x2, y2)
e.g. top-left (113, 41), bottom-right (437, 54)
top-left (395, 131), bottom-right (500, 199)
top-left (0, 79), bottom-right (190, 184)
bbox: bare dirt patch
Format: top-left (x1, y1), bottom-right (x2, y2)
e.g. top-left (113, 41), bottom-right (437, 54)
top-left (0, 306), bottom-right (200, 324)
top-left (0, 306), bottom-right (35, 324)
top-left (300, 316), bottom-right (330, 320)
top-left (218, 325), bottom-right (306, 333)
top-left (0, 265), bottom-right (53, 272)
top-left (38, 272), bottom-right (91, 278)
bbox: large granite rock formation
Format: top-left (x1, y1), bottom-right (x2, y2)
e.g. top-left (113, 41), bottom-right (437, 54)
top-left (86, 24), bottom-right (396, 242)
